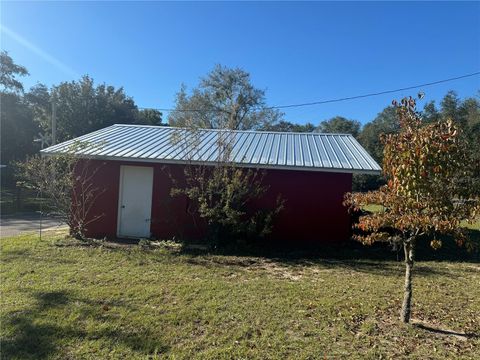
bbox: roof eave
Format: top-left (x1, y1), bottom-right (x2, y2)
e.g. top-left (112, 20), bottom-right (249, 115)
top-left (40, 151), bottom-right (382, 175)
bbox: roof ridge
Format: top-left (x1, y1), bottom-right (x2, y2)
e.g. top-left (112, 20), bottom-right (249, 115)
top-left (112, 123), bottom-right (354, 137)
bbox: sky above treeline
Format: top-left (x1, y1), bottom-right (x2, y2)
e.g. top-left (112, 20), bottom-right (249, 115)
top-left (1, 1), bottom-right (479, 125)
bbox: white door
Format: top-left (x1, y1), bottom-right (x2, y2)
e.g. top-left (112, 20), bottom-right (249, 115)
top-left (117, 166), bottom-right (154, 238)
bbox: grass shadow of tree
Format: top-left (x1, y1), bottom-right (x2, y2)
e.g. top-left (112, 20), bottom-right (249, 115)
top-left (173, 228), bottom-right (479, 278)
top-left (1, 248), bottom-right (32, 263)
top-left (182, 253), bottom-right (459, 278)
top-left (1, 290), bottom-right (169, 359)
top-left (412, 321), bottom-right (480, 340)
top-left (178, 227), bottom-right (480, 262)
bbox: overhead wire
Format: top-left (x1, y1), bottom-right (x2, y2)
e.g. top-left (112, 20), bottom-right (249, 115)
top-left (138, 71), bottom-right (480, 113)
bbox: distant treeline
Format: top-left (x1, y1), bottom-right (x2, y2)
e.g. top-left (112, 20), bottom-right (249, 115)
top-left (1, 52), bottom-right (479, 190)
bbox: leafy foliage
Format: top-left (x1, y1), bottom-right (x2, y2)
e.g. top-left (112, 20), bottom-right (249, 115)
top-left (348, 108), bottom-right (478, 245)
top-left (1, 93), bottom-right (39, 166)
top-left (358, 106), bottom-right (399, 164)
top-left (261, 120), bottom-right (315, 132)
top-left (41, 76), bottom-right (162, 142)
top-left (317, 116), bottom-right (361, 137)
top-left (0, 53), bottom-right (39, 184)
top-left (1, 53), bottom-right (164, 174)
top-left (169, 129), bottom-right (284, 247)
top-left (0, 51), bottom-right (29, 94)
top-left (172, 164), bottom-right (283, 247)
top-left (354, 91), bottom-right (480, 192)
top-left (351, 174), bottom-right (385, 192)
top-left (16, 143), bottom-right (104, 239)
top-left (168, 65), bottom-right (283, 130)
top-left (344, 95), bottom-right (479, 323)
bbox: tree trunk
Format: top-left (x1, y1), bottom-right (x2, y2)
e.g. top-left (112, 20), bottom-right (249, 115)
top-left (400, 240), bottom-right (415, 323)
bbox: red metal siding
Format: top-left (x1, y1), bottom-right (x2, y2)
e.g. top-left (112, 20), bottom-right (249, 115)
top-left (262, 170), bottom-right (352, 243)
top-left (81, 160), bottom-right (352, 244)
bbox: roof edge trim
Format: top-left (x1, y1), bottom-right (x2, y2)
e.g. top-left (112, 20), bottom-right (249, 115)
top-left (41, 151), bottom-right (382, 175)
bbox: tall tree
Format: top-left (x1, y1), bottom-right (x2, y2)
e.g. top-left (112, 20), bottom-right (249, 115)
top-left (344, 96), bottom-right (479, 323)
top-left (50, 76), bottom-right (132, 141)
top-left (435, 91), bottom-right (479, 185)
top-left (0, 51), bottom-right (29, 94)
top-left (458, 95), bottom-right (480, 185)
top-left (0, 53), bottom-right (38, 169)
top-left (137, 108), bottom-right (163, 126)
top-left (25, 83), bottom-right (52, 143)
top-left (33, 76), bottom-right (163, 142)
top-left (354, 107), bottom-right (399, 192)
top-left (317, 116), bottom-right (361, 137)
top-left (261, 120), bottom-right (315, 132)
top-left (0, 93), bottom-right (38, 165)
top-left (421, 100), bottom-right (441, 124)
top-left (460, 96), bottom-right (480, 145)
top-left (440, 90), bottom-right (464, 127)
top-left (357, 106), bottom-right (399, 163)
top-left (168, 65), bottom-right (282, 130)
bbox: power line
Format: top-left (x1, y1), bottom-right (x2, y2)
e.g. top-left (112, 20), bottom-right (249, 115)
top-left (140, 71), bottom-right (480, 113)
top-left (269, 71), bottom-right (480, 109)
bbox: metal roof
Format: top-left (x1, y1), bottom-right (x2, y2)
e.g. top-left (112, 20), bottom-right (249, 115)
top-left (41, 124), bottom-right (381, 174)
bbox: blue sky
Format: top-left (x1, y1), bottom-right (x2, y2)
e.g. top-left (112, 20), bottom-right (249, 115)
top-left (1, 1), bottom-right (479, 125)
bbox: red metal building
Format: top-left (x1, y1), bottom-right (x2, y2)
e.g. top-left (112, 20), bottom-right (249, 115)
top-left (43, 125), bottom-right (381, 244)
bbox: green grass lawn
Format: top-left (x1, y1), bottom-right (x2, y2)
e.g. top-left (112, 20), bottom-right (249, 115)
top-left (1, 231), bottom-right (479, 359)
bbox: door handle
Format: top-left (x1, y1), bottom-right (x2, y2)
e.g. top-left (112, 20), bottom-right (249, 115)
top-left (145, 218), bottom-right (151, 222)
top-left (121, 205), bottom-right (125, 209)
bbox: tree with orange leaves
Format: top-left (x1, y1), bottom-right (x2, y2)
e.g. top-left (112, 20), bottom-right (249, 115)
top-left (344, 95), bottom-right (479, 324)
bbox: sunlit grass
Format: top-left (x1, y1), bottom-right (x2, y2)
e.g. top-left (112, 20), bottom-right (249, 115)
top-left (363, 204), bottom-right (480, 229)
top-left (1, 231), bottom-right (479, 359)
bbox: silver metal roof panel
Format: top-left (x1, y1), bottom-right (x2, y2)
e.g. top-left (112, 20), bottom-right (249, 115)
top-left (41, 124), bottom-right (381, 174)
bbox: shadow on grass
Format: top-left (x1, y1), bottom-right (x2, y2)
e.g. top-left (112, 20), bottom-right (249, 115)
top-left (170, 229), bottom-right (480, 278)
top-left (182, 252), bottom-right (461, 278)
top-left (62, 222), bottom-right (479, 266)
top-left (1, 247), bottom-right (78, 266)
top-left (1, 290), bottom-right (169, 359)
top-left (1, 248), bottom-right (31, 263)
top-left (178, 228), bottom-right (480, 263)
top-left (50, 228), bottom-right (479, 279)
top-left (413, 322), bottom-right (480, 340)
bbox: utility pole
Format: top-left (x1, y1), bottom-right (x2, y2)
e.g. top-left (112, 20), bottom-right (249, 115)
top-left (51, 99), bottom-right (57, 145)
